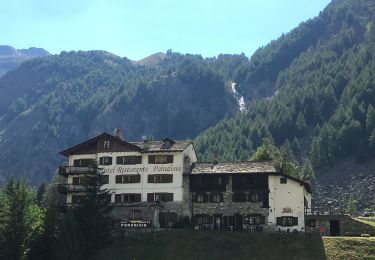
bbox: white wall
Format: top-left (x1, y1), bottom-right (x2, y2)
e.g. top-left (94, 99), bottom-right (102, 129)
top-left (65, 147), bottom-right (195, 203)
top-left (268, 175), bottom-right (308, 232)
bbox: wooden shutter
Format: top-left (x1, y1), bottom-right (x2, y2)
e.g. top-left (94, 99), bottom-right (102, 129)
top-left (203, 194), bottom-right (209, 203)
top-left (220, 193), bottom-right (224, 202)
top-left (167, 155), bottom-right (174, 163)
top-left (72, 177), bottom-right (80, 185)
top-left (147, 193), bottom-right (154, 202)
top-left (115, 194), bottom-right (122, 203)
top-left (148, 175), bottom-right (154, 183)
top-left (262, 192), bottom-right (269, 208)
top-left (208, 216), bottom-right (214, 224)
top-left (166, 193), bottom-right (174, 202)
top-left (276, 217), bottom-right (282, 225)
top-left (228, 216), bottom-right (235, 226)
top-left (133, 175), bottom-right (141, 183)
top-left (148, 155), bottom-right (155, 164)
top-left (99, 157), bottom-right (104, 165)
top-left (102, 175), bottom-right (109, 184)
top-left (260, 216), bottom-right (266, 224)
top-left (293, 217), bottom-right (298, 226)
top-left (193, 194), bottom-right (198, 202)
top-left (167, 174), bottom-right (173, 183)
top-left (208, 194), bottom-right (213, 203)
top-left (116, 156), bottom-right (123, 165)
top-left (115, 175), bottom-right (122, 184)
top-left (135, 194), bottom-right (141, 202)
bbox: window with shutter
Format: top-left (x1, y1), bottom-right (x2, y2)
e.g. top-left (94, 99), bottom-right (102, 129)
top-left (293, 217), bottom-right (298, 226)
top-left (102, 175), bottom-right (109, 184)
top-left (148, 155), bottom-right (155, 164)
top-left (99, 156), bottom-right (112, 166)
top-left (115, 175), bottom-right (122, 184)
top-left (276, 217), bottom-right (282, 225)
top-left (115, 194), bottom-right (122, 203)
top-left (147, 193), bottom-right (154, 202)
top-left (148, 175), bottom-right (154, 183)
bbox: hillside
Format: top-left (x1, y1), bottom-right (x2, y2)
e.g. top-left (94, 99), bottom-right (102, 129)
top-left (0, 51), bottom-right (243, 184)
top-left (91, 230), bottom-right (375, 260)
top-left (194, 0), bottom-right (375, 209)
top-left (0, 45), bottom-right (50, 77)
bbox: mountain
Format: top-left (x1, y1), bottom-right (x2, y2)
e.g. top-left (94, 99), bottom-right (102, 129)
top-left (194, 0), bottom-right (375, 210)
top-left (0, 45), bottom-right (50, 77)
top-left (0, 50), bottom-right (244, 184)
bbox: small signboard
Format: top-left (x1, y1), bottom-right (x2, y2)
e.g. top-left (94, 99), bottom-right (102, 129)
top-left (120, 219), bottom-right (151, 228)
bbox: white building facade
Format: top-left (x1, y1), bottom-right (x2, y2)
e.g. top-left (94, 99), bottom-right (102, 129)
top-left (59, 132), bottom-right (311, 231)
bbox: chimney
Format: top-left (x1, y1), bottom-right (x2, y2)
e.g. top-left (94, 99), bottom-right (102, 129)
top-left (114, 128), bottom-right (122, 139)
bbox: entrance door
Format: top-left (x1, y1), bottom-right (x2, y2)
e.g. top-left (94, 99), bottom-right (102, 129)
top-left (330, 220), bottom-right (340, 236)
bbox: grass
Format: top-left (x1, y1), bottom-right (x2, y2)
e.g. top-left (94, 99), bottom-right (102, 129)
top-left (90, 230), bottom-right (375, 260)
top-left (323, 237), bottom-right (375, 260)
top-left (355, 217), bottom-right (375, 228)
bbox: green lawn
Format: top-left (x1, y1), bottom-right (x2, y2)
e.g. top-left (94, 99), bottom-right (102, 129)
top-left (91, 230), bottom-right (375, 260)
top-left (355, 217), bottom-right (375, 228)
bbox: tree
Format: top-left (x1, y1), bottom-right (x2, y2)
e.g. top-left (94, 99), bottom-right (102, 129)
top-left (70, 163), bottom-right (114, 259)
top-left (250, 138), bottom-right (278, 162)
top-left (366, 104), bottom-right (375, 136)
top-left (296, 112), bottom-right (307, 136)
top-left (345, 195), bottom-right (358, 216)
top-left (0, 178), bottom-right (45, 260)
top-left (36, 181), bottom-right (46, 206)
top-left (300, 159), bottom-right (315, 180)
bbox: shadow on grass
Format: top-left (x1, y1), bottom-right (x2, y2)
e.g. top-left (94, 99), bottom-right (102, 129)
top-left (92, 230), bottom-right (329, 260)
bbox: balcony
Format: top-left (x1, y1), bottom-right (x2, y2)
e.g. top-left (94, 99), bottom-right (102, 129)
top-left (59, 166), bottom-right (95, 176)
top-left (57, 184), bottom-right (87, 194)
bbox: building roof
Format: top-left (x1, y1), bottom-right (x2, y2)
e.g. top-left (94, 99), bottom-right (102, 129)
top-left (191, 161), bottom-right (279, 174)
top-left (59, 132), bottom-right (192, 156)
top-left (191, 161), bottom-right (311, 193)
top-left (130, 140), bottom-right (192, 153)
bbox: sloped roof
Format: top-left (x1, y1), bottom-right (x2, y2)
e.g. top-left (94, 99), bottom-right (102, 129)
top-left (191, 161), bottom-right (278, 174)
top-left (130, 140), bottom-right (192, 153)
top-left (59, 132), bottom-right (192, 156)
top-left (191, 161), bottom-right (311, 193)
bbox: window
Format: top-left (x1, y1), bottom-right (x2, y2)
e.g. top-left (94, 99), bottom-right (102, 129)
top-left (194, 215), bottom-right (212, 225)
top-left (147, 193), bottom-right (174, 202)
top-left (307, 220), bottom-right (316, 227)
top-left (115, 175), bottom-right (141, 184)
top-left (132, 210), bottom-right (142, 220)
top-left (115, 193), bottom-right (141, 203)
top-left (209, 193), bottom-right (223, 203)
top-left (280, 177), bottom-right (287, 184)
top-left (101, 175), bottom-right (109, 184)
top-left (244, 215), bottom-right (265, 225)
top-left (249, 193), bottom-right (260, 202)
top-left (276, 217), bottom-right (298, 226)
top-left (72, 177), bottom-right (80, 185)
top-left (148, 174), bottom-right (173, 183)
top-left (123, 194), bottom-right (141, 202)
top-left (73, 159), bottom-right (93, 167)
top-left (116, 156), bottom-right (142, 165)
top-left (148, 155), bottom-right (173, 164)
top-left (232, 193), bottom-right (247, 202)
top-left (72, 195), bottom-right (86, 204)
top-left (195, 194), bottom-right (208, 203)
top-left (103, 140), bottom-right (111, 149)
top-left (99, 156), bottom-right (112, 166)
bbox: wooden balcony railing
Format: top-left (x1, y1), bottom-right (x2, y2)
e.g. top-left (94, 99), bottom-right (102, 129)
top-left (57, 184), bottom-right (87, 194)
top-left (59, 166), bottom-right (95, 176)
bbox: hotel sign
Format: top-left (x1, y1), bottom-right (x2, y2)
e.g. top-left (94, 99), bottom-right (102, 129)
top-left (121, 220), bottom-right (151, 228)
top-left (101, 165), bottom-right (182, 174)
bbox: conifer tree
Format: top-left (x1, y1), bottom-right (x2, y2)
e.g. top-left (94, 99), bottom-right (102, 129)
top-left (300, 159), bottom-right (315, 179)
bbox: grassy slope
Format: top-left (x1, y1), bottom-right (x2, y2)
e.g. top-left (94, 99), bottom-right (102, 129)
top-left (92, 230), bottom-right (375, 260)
top-left (355, 217), bottom-right (375, 228)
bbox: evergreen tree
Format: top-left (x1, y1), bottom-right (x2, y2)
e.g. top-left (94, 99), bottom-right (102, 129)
top-left (296, 112), bottom-right (307, 136)
top-left (300, 159), bottom-right (315, 179)
top-left (291, 137), bottom-right (302, 158)
top-left (36, 181), bottom-right (46, 206)
top-left (0, 179), bottom-right (45, 260)
top-left (71, 163), bottom-right (114, 259)
top-left (345, 195), bottom-right (358, 216)
top-left (366, 104), bottom-right (375, 137)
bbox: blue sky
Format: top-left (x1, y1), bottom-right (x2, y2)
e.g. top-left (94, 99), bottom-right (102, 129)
top-left (1, 0), bottom-right (331, 60)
